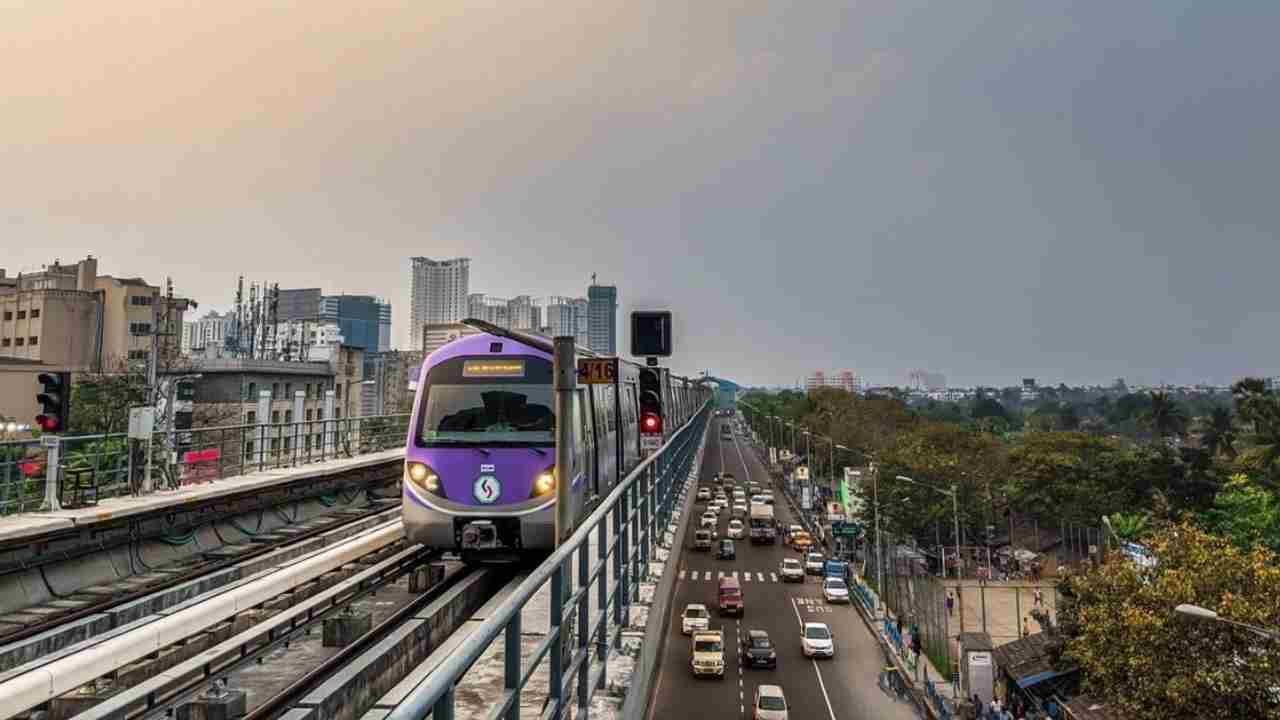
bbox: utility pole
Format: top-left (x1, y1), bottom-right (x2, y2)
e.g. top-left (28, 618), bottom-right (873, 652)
top-left (553, 336), bottom-right (576, 545)
top-left (143, 281), bottom-right (164, 493)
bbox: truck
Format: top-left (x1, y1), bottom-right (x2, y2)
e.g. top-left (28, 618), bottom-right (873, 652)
top-left (691, 629), bottom-right (725, 678)
top-left (824, 558), bottom-right (849, 581)
top-left (749, 504), bottom-right (776, 544)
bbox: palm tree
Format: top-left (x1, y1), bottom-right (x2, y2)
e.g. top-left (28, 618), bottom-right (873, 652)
top-left (1197, 406), bottom-right (1237, 458)
top-left (1107, 512), bottom-right (1150, 542)
top-left (1231, 378), bottom-right (1280, 485)
top-left (1142, 391), bottom-right (1187, 439)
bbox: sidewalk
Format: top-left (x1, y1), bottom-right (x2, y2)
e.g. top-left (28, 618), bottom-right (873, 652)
top-left (849, 571), bottom-right (959, 720)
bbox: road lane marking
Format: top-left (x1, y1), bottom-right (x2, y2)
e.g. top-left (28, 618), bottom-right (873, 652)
top-left (679, 570), bottom-right (686, 580)
top-left (718, 571), bottom-right (725, 580)
top-left (769, 572), bottom-right (777, 582)
top-left (791, 598), bottom-right (839, 720)
top-left (732, 570), bottom-right (738, 580)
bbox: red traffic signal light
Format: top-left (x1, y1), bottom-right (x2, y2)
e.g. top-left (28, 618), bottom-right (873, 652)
top-left (35, 372), bottom-right (70, 434)
top-left (641, 411), bottom-right (662, 434)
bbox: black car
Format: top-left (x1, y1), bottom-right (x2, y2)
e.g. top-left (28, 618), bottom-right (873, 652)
top-left (742, 629), bottom-right (777, 669)
top-left (717, 539), bottom-right (736, 560)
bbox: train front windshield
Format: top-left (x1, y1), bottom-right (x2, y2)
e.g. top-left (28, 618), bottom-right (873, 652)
top-left (417, 384), bottom-right (555, 445)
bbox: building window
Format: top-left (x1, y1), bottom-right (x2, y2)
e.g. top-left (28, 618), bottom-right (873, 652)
top-left (14, 337), bottom-right (23, 346)
top-left (130, 295), bottom-right (155, 306)
top-left (247, 382), bottom-right (257, 400)
top-left (28, 336), bottom-right (37, 346)
top-left (272, 382), bottom-right (280, 400)
top-left (245, 441), bottom-right (255, 458)
top-left (316, 409), bottom-right (324, 421)
top-left (30, 309), bottom-right (39, 319)
top-left (2, 312), bottom-right (11, 321)
top-left (335, 384), bottom-right (342, 400)
top-left (285, 410), bottom-right (293, 423)
top-left (271, 410), bottom-right (280, 424)
top-left (16, 310), bottom-right (25, 320)
top-left (306, 383), bottom-right (314, 399)
top-left (128, 350), bottom-right (148, 360)
top-left (335, 408), bottom-right (342, 419)
top-left (285, 383), bottom-right (293, 398)
top-left (246, 410), bottom-right (256, 424)
top-left (129, 322), bottom-right (152, 335)
top-left (306, 409), bottom-right (314, 421)
top-left (1, 339), bottom-right (9, 347)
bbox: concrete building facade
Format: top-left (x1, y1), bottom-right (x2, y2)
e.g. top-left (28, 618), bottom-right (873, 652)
top-left (410, 257), bottom-right (469, 350)
top-left (805, 370), bottom-right (862, 394)
top-left (587, 283), bottom-right (617, 354)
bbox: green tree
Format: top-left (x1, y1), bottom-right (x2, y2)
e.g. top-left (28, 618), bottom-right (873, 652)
top-left (1196, 406), bottom-right (1237, 459)
top-left (970, 397), bottom-right (1009, 422)
top-left (1060, 522), bottom-right (1280, 720)
top-left (1199, 473), bottom-right (1280, 553)
top-left (1142, 391), bottom-right (1187, 438)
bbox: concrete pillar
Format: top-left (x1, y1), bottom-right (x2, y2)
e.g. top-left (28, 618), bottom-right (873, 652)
top-left (323, 389), bottom-right (336, 457)
top-left (292, 390), bottom-right (305, 461)
top-left (49, 684), bottom-right (120, 720)
top-left (256, 390), bottom-right (271, 470)
top-left (177, 683), bottom-right (247, 720)
top-left (323, 608), bottom-right (372, 647)
top-left (409, 562), bottom-right (446, 593)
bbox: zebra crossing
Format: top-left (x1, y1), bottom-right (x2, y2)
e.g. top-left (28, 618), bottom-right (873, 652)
top-left (678, 569), bottom-right (781, 583)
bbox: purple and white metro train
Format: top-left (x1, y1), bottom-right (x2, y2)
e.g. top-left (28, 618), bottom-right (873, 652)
top-left (402, 320), bottom-right (709, 562)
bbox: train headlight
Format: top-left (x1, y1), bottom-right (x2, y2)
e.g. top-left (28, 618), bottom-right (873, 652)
top-left (407, 462), bottom-right (444, 496)
top-left (533, 467), bottom-right (556, 497)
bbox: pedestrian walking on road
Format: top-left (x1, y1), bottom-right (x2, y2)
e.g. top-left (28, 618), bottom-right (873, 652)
top-left (947, 592), bottom-right (955, 616)
top-left (1033, 588), bottom-right (1043, 607)
top-left (1022, 616), bottom-right (1031, 638)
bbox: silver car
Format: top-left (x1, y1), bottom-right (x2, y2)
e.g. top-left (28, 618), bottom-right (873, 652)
top-left (753, 684), bottom-right (789, 720)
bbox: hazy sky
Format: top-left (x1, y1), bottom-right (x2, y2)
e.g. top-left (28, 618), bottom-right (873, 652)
top-left (4, 2), bottom-right (1278, 387)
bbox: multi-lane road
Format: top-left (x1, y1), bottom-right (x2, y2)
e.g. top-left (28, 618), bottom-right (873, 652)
top-left (648, 418), bottom-right (919, 720)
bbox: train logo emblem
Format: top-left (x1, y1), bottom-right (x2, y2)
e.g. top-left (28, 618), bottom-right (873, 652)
top-left (474, 475), bottom-right (501, 504)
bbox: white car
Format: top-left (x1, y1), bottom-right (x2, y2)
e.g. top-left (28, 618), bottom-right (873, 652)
top-left (822, 577), bottom-right (850, 603)
top-left (779, 558), bottom-right (805, 583)
top-left (696, 488), bottom-right (711, 502)
top-left (727, 519), bottom-right (746, 539)
top-left (681, 603), bottom-right (711, 634)
top-left (700, 512), bottom-right (718, 530)
top-left (804, 552), bottom-right (826, 575)
top-left (750, 495), bottom-right (766, 505)
top-left (733, 491), bottom-right (747, 503)
top-left (801, 622), bottom-right (834, 658)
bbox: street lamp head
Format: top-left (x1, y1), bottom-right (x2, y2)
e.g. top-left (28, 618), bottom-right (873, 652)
top-left (1175, 604), bottom-right (1219, 621)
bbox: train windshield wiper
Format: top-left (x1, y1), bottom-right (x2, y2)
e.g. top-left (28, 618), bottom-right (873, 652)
top-left (528, 447), bottom-right (548, 457)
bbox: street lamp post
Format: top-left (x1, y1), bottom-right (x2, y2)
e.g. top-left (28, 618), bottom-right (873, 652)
top-left (1176, 604), bottom-right (1280, 642)
top-left (897, 474), bottom-right (964, 634)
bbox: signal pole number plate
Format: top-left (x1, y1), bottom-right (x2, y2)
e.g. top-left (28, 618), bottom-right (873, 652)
top-left (578, 358), bottom-right (618, 384)
top-left (640, 435), bottom-right (662, 450)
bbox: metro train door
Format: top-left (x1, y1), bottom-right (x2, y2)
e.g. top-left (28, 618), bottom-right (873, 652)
top-left (578, 387), bottom-right (594, 502)
top-left (624, 382), bottom-right (639, 471)
top-left (587, 385), bottom-right (602, 498)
